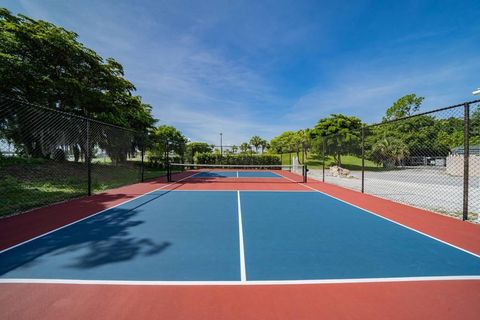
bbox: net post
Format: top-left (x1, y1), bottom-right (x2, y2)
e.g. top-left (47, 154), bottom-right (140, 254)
top-left (140, 133), bottom-right (145, 183)
top-left (86, 119), bottom-right (92, 196)
top-left (322, 138), bottom-right (325, 182)
top-left (167, 163), bottom-right (171, 182)
top-left (462, 103), bottom-right (470, 221)
top-left (361, 125), bottom-right (365, 193)
top-left (302, 143), bottom-right (305, 164)
top-left (165, 139), bottom-right (170, 182)
top-left (303, 164), bottom-right (308, 183)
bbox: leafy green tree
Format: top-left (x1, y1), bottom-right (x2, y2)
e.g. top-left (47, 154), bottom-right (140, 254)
top-left (148, 125), bottom-right (187, 162)
top-left (231, 145), bottom-right (238, 154)
top-left (295, 129), bottom-right (314, 163)
top-left (185, 142), bottom-right (212, 163)
top-left (240, 142), bottom-right (250, 153)
top-left (249, 136), bottom-right (262, 153)
top-left (270, 133), bottom-right (288, 165)
top-left (269, 130), bottom-right (314, 162)
top-left (383, 94), bottom-right (424, 121)
top-left (374, 115), bottom-right (450, 157)
top-left (367, 94), bottom-right (455, 161)
top-left (269, 131), bottom-right (296, 154)
top-left (314, 114), bottom-right (363, 166)
top-left (371, 137), bottom-right (409, 167)
top-left (434, 117), bottom-right (464, 149)
top-left (471, 105), bottom-right (480, 146)
top-left (259, 139), bottom-right (268, 153)
top-left (0, 9), bottom-right (155, 160)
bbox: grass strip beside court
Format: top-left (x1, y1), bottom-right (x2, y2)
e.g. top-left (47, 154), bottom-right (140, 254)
top-left (0, 157), bottom-right (172, 217)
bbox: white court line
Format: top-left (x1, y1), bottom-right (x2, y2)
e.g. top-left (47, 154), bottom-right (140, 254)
top-left (275, 171), bottom-right (480, 260)
top-left (1, 275), bottom-right (479, 286)
top-left (236, 171), bottom-right (239, 178)
top-left (237, 191), bottom-right (247, 281)
top-left (0, 172), bottom-right (199, 255)
top-left (2, 171), bottom-right (478, 285)
top-left (156, 190), bottom-right (313, 192)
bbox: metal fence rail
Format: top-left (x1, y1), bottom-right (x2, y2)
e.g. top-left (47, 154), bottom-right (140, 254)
top-left (0, 96), bottom-right (166, 217)
top-left (2, 96), bottom-right (479, 222)
top-left (317, 100), bottom-right (480, 222)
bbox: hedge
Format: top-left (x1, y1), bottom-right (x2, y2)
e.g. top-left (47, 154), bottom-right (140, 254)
top-left (194, 153), bottom-right (281, 165)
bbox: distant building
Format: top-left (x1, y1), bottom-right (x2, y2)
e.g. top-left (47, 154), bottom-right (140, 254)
top-left (446, 145), bottom-right (480, 176)
top-left (451, 145), bottom-right (480, 156)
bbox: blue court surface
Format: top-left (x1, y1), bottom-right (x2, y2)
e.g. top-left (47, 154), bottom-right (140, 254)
top-left (193, 171), bottom-right (281, 178)
top-left (0, 190), bottom-right (479, 282)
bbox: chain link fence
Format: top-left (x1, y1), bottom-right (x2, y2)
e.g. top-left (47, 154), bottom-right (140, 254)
top-left (0, 96), bottom-right (172, 217)
top-left (2, 96), bottom-right (479, 222)
top-left (315, 100), bottom-right (480, 222)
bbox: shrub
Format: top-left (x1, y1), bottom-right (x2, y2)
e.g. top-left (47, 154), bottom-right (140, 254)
top-left (194, 153), bottom-right (280, 165)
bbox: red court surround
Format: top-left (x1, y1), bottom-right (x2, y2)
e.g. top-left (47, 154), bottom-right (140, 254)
top-left (1, 172), bottom-right (479, 319)
top-left (1, 281), bottom-right (479, 320)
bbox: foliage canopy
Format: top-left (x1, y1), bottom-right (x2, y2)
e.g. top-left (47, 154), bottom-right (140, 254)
top-left (0, 8), bottom-right (155, 131)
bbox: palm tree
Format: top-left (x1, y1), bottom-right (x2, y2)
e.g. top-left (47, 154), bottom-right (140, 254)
top-left (240, 142), bottom-right (249, 153)
top-left (249, 136), bottom-right (262, 153)
top-left (260, 139), bottom-right (268, 153)
top-left (296, 129), bottom-right (313, 163)
top-left (371, 137), bottom-right (409, 168)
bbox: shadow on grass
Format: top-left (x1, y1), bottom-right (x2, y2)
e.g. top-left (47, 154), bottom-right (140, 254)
top-left (0, 176), bottom-right (87, 217)
top-left (0, 158), bottom-right (174, 217)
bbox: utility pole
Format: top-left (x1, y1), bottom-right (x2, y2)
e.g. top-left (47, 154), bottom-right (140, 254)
top-left (220, 133), bottom-right (223, 156)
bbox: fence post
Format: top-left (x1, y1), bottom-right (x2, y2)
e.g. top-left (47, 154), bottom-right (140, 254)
top-left (302, 143), bottom-right (306, 164)
top-left (140, 134), bottom-right (145, 183)
top-left (86, 119), bottom-right (92, 196)
top-left (165, 140), bottom-right (171, 182)
top-left (322, 138), bottom-right (325, 182)
top-left (361, 126), bottom-right (365, 193)
top-left (463, 103), bottom-right (470, 221)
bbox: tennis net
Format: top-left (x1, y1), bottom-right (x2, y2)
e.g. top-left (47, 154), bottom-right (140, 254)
top-left (167, 163), bottom-right (307, 183)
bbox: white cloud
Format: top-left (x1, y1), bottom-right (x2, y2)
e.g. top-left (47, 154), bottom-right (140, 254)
top-left (156, 104), bottom-right (287, 145)
top-left (285, 58), bottom-right (480, 126)
top-left (10, 0), bottom-right (480, 144)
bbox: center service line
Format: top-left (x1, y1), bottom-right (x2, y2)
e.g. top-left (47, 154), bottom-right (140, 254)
top-left (237, 191), bottom-right (247, 282)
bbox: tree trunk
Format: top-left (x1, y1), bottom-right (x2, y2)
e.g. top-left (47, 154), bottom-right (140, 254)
top-left (73, 145), bottom-right (80, 162)
top-left (336, 150), bottom-right (342, 166)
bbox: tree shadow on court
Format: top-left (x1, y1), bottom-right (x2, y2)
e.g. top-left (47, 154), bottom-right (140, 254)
top-left (0, 190), bottom-right (176, 275)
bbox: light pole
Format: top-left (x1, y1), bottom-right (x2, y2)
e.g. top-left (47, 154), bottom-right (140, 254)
top-left (220, 133), bottom-right (223, 156)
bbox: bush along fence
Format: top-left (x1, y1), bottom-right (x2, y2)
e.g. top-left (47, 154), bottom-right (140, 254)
top-left (317, 100), bottom-right (480, 222)
top-left (0, 95), bottom-right (174, 217)
top-left (194, 152), bottom-right (281, 165)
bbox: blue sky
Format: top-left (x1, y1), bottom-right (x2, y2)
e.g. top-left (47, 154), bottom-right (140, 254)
top-left (3, 0), bottom-right (480, 144)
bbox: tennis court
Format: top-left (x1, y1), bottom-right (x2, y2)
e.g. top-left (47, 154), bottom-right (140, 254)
top-left (1, 167), bottom-right (480, 319)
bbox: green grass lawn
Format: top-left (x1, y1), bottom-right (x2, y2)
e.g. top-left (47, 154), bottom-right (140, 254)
top-left (279, 152), bottom-right (384, 171)
top-left (0, 157), bottom-right (170, 217)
